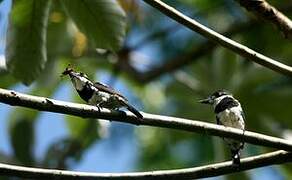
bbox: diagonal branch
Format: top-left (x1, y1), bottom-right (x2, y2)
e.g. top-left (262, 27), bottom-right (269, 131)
top-left (236, 0), bottom-right (292, 40)
top-left (0, 150), bottom-right (291, 179)
top-left (119, 3), bottom-right (292, 83)
top-left (141, 0), bottom-right (292, 77)
top-left (1, 88), bottom-right (292, 151)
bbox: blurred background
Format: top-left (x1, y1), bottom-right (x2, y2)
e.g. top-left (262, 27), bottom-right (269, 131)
top-left (0, 0), bottom-right (292, 179)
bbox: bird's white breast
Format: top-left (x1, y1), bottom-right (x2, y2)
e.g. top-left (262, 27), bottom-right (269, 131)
top-left (217, 106), bottom-right (245, 130)
top-left (71, 76), bottom-right (90, 91)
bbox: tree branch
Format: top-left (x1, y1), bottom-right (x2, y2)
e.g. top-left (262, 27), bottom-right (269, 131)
top-left (1, 88), bottom-right (292, 151)
top-left (237, 0), bottom-right (292, 40)
top-left (119, 3), bottom-right (292, 83)
top-left (141, 0), bottom-right (292, 77)
top-left (0, 150), bottom-right (291, 179)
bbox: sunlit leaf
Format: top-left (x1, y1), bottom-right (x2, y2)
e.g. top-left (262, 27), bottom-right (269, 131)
top-left (61, 0), bottom-right (126, 51)
top-left (47, 0), bottom-right (73, 57)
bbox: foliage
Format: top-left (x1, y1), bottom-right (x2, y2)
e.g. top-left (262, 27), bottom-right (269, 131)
top-left (0, 0), bottom-right (291, 179)
top-left (61, 0), bottom-right (126, 51)
top-left (5, 0), bottom-right (51, 85)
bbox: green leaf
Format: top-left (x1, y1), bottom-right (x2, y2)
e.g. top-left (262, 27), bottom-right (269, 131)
top-left (66, 115), bottom-right (100, 149)
top-left (47, 0), bottom-right (73, 56)
top-left (9, 109), bottom-right (36, 165)
top-left (5, 0), bottom-right (52, 85)
top-left (61, 0), bottom-right (126, 51)
top-left (42, 137), bottom-right (83, 168)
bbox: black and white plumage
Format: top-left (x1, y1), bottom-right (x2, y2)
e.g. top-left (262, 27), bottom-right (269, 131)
top-left (199, 90), bottom-right (245, 165)
top-left (62, 67), bottom-right (143, 119)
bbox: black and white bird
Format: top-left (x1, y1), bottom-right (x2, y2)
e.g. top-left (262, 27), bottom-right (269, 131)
top-left (199, 90), bottom-right (245, 165)
top-left (62, 67), bottom-right (143, 119)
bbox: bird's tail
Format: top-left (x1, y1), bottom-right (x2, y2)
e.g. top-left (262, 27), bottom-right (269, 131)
top-left (231, 149), bottom-right (241, 165)
top-left (121, 101), bottom-right (143, 119)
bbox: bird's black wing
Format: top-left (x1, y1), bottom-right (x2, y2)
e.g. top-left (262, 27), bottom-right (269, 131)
top-left (214, 97), bottom-right (239, 114)
top-left (119, 100), bottom-right (143, 119)
top-left (93, 82), bottom-right (126, 99)
top-left (94, 82), bottom-right (142, 119)
top-left (240, 109), bottom-right (246, 150)
top-left (240, 109), bottom-right (246, 121)
top-left (216, 115), bottom-right (222, 125)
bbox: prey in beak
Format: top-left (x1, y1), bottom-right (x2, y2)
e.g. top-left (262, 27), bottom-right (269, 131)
top-left (61, 65), bottom-right (143, 119)
top-left (61, 65), bottom-right (74, 77)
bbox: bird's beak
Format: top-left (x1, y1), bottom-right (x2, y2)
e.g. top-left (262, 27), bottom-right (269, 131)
top-left (198, 97), bottom-right (212, 104)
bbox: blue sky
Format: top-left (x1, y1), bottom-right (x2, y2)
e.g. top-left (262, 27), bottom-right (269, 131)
top-left (0, 0), bottom-right (285, 179)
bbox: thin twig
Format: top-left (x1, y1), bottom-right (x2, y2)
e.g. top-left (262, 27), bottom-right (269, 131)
top-left (0, 150), bottom-right (291, 179)
top-left (131, 1), bottom-right (225, 50)
top-left (237, 0), bottom-right (292, 40)
top-left (0, 88), bottom-right (292, 151)
top-left (141, 0), bottom-right (292, 77)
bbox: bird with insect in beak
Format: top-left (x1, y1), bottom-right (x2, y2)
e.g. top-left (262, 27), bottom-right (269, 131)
top-left (199, 90), bottom-right (245, 165)
top-left (61, 66), bottom-right (143, 119)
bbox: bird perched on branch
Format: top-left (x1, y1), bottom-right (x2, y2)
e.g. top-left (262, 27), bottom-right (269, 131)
top-left (199, 90), bottom-right (245, 165)
top-left (62, 67), bottom-right (143, 119)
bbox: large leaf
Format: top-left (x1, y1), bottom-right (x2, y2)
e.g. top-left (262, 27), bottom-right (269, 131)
top-left (42, 137), bottom-right (82, 169)
top-left (61, 0), bottom-right (126, 51)
top-left (9, 111), bottom-right (36, 165)
top-left (5, 0), bottom-right (51, 85)
top-left (66, 115), bottom-right (100, 149)
top-left (47, 0), bottom-right (73, 57)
